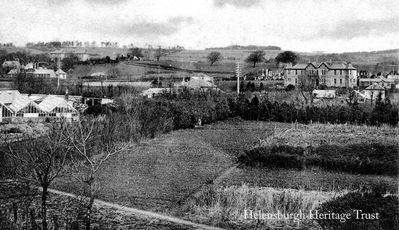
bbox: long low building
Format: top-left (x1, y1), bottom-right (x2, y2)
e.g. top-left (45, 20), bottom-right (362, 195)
top-left (0, 90), bottom-right (79, 123)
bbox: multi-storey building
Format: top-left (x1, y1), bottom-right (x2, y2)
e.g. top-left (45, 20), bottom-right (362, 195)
top-left (284, 62), bottom-right (357, 88)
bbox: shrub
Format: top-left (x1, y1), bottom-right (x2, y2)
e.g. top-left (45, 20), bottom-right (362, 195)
top-left (285, 84), bottom-right (295, 91)
top-left (239, 143), bottom-right (398, 176)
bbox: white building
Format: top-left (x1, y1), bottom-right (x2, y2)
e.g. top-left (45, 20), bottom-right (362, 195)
top-left (284, 62), bottom-right (357, 88)
top-left (362, 83), bottom-right (385, 100)
top-left (30, 68), bottom-right (57, 78)
top-left (0, 90), bottom-right (78, 123)
top-left (56, 69), bottom-right (67, 79)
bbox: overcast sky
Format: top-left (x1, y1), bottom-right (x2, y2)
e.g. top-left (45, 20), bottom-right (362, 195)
top-left (0, 0), bottom-right (398, 52)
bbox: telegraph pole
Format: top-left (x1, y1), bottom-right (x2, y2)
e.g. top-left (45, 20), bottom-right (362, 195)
top-left (236, 62), bottom-right (241, 94)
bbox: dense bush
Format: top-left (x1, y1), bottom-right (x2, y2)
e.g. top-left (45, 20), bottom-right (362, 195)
top-left (317, 192), bottom-right (399, 230)
top-left (238, 143), bottom-right (398, 176)
top-left (238, 96), bottom-right (398, 126)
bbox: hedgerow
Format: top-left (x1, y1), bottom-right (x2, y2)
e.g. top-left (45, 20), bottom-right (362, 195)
top-left (238, 143), bottom-right (398, 176)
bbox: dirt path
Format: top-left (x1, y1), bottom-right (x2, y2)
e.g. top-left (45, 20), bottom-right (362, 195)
top-left (45, 188), bottom-right (224, 230)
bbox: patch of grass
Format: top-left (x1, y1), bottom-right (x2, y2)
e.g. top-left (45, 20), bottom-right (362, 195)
top-left (184, 184), bottom-right (346, 229)
top-left (216, 167), bottom-right (398, 193)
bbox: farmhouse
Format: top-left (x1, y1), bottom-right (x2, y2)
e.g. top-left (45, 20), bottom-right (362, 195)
top-left (284, 62), bottom-right (357, 88)
top-left (0, 90), bottom-right (78, 123)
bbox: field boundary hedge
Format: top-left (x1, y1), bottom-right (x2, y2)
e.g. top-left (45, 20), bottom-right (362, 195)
top-left (238, 143), bottom-right (398, 176)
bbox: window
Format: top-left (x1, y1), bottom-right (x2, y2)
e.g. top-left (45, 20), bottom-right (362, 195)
top-left (334, 70), bottom-right (336, 75)
top-left (295, 78), bottom-right (298, 84)
top-left (288, 70), bottom-right (291, 74)
top-left (334, 79), bottom-right (337, 84)
top-left (340, 70), bottom-right (342, 75)
top-left (340, 79), bottom-right (342, 84)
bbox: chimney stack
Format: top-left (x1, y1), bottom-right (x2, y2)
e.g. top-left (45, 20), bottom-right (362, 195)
top-left (65, 88), bottom-right (69, 101)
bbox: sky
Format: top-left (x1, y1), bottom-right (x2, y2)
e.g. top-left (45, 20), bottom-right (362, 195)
top-left (0, 0), bottom-right (398, 53)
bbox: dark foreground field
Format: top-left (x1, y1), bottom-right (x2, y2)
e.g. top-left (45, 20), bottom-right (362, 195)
top-left (54, 120), bottom-right (398, 219)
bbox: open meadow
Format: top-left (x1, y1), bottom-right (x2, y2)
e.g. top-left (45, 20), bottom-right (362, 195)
top-left (51, 119), bottom-right (398, 228)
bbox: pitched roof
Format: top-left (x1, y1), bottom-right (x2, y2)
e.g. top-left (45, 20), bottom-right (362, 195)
top-left (365, 83), bottom-right (385, 90)
top-left (32, 68), bottom-right (56, 78)
top-left (37, 95), bottom-right (76, 112)
top-left (2, 60), bottom-right (21, 68)
top-left (284, 62), bottom-right (357, 70)
top-left (56, 69), bottom-right (66, 74)
top-left (285, 63), bottom-right (308, 69)
top-left (0, 90), bottom-right (37, 112)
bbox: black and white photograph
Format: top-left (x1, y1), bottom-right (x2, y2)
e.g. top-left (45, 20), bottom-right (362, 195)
top-left (0, 0), bottom-right (398, 229)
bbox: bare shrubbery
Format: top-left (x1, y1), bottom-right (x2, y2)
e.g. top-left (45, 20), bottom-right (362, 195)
top-left (186, 184), bottom-right (347, 229)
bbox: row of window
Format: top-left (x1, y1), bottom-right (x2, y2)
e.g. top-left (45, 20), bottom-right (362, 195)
top-left (287, 69), bottom-right (352, 75)
top-left (13, 112), bottom-right (78, 117)
top-left (287, 78), bottom-right (356, 86)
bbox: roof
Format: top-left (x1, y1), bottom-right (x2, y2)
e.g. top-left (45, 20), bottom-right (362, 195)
top-left (91, 72), bottom-right (106, 77)
top-left (312, 90), bottom-right (336, 98)
top-left (8, 69), bottom-right (19, 75)
top-left (0, 90), bottom-right (36, 112)
top-left (181, 74), bottom-right (216, 88)
top-left (365, 83), bottom-right (385, 90)
top-left (284, 62), bottom-right (356, 70)
top-left (359, 77), bottom-right (395, 83)
top-left (2, 60), bottom-right (21, 68)
top-left (141, 88), bottom-right (169, 97)
top-left (37, 95), bottom-right (76, 112)
top-left (24, 63), bottom-right (34, 69)
top-left (56, 69), bottom-right (66, 74)
top-left (32, 68), bottom-right (56, 78)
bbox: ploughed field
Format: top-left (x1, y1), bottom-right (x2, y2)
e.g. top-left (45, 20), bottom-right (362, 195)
top-left (55, 119), bottom-right (398, 221)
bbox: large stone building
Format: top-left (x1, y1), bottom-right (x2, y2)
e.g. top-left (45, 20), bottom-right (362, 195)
top-left (284, 62), bottom-right (357, 88)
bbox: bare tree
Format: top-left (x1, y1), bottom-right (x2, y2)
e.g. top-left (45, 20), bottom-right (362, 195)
top-left (207, 51), bottom-right (223, 66)
top-left (298, 74), bottom-right (318, 107)
top-left (67, 116), bottom-right (129, 230)
top-left (5, 123), bottom-right (72, 230)
top-left (154, 46), bottom-right (168, 62)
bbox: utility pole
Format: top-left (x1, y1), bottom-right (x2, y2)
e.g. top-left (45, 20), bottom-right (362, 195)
top-left (236, 62), bottom-right (241, 94)
top-left (158, 65), bottom-right (160, 87)
top-left (57, 58), bottom-right (61, 90)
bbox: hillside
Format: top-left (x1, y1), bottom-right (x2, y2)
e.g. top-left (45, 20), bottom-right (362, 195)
top-left (205, 45), bottom-right (281, 50)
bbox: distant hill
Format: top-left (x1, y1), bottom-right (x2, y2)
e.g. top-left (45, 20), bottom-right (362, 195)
top-left (206, 45), bottom-right (281, 51)
top-left (298, 49), bottom-right (399, 65)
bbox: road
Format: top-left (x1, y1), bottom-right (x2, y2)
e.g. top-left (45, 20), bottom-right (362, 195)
top-left (45, 187), bottom-right (225, 230)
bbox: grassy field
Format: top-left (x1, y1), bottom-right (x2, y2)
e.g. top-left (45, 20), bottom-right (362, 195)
top-left (54, 119), bottom-right (398, 219)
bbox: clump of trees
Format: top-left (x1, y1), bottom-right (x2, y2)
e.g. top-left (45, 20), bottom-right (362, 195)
top-left (238, 143), bottom-right (398, 176)
top-left (246, 50), bottom-right (266, 67)
top-left (207, 51), bottom-right (223, 66)
top-left (232, 94), bottom-right (398, 126)
top-left (128, 47), bottom-right (144, 59)
top-left (275, 51), bottom-right (298, 65)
